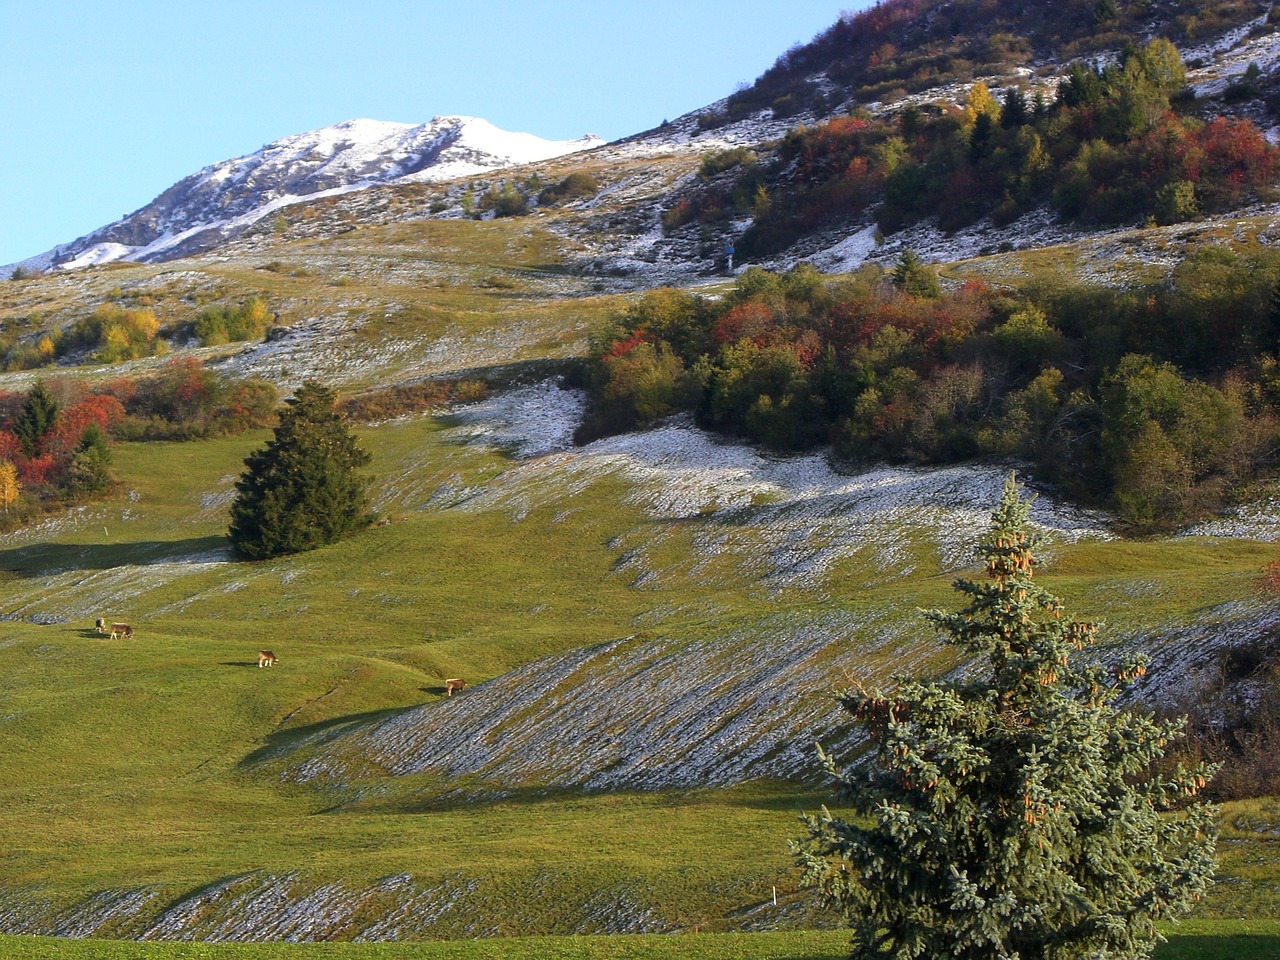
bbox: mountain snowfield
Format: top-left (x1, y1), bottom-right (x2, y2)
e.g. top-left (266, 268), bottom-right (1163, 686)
top-left (19, 116), bottom-right (603, 272)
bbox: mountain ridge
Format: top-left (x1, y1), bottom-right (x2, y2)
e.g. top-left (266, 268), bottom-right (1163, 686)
top-left (11, 1), bottom-right (1279, 283)
top-left (16, 116), bottom-right (603, 273)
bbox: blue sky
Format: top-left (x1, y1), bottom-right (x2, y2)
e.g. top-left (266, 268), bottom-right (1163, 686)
top-left (1, 1), bottom-right (869, 267)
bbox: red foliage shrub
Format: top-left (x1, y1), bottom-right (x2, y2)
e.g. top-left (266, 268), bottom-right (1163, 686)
top-left (604, 331), bottom-right (650, 360)
top-left (101, 378), bottom-right (138, 405)
top-left (713, 303), bottom-right (776, 345)
top-left (44, 395), bottom-right (127, 460)
top-left (0, 430), bottom-right (21, 462)
top-left (793, 329), bottom-right (825, 369)
top-left (18, 453), bottom-right (59, 488)
top-left (1195, 117), bottom-right (1278, 199)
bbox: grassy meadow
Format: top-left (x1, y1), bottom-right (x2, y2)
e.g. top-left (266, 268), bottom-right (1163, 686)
top-left (1, 403), bottom-right (1278, 942)
top-left (1, 215), bottom-right (1279, 950)
top-left (2, 921), bottom-right (1279, 959)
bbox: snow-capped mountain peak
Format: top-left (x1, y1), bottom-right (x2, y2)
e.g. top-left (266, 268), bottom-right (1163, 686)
top-left (28, 116), bottom-right (604, 271)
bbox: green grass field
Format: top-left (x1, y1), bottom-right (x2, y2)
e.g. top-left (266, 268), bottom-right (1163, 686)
top-left (1, 407), bottom-right (1277, 939)
top-left (3, 921), bottom-right (1278, 959)
top-left (3, 215), bottom-right (1280, 946)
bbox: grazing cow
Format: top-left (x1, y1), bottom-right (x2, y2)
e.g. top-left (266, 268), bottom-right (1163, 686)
top-left (444, 678), bottom-right (466, 696)
top-left (95, 618), bottom-right (108, 635)
top-left (258, 650), bottom-right (278, 668)
top-left (110, 623), bottom-right (133, 639)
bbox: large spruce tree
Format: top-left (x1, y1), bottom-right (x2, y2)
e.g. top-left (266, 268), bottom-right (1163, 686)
top-left (795, 476), bottom-right (1217, 960)
top-left (228, 381), bottom-right (372, 560)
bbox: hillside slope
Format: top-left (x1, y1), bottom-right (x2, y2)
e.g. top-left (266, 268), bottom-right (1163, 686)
top-left (3, 0), bottom-right (1280, 944)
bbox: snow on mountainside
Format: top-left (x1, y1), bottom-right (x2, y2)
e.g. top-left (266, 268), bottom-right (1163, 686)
top-left (22, 117), bottom-right (603, 271)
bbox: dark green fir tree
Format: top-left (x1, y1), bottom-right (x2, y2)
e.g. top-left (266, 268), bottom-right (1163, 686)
top-left (795, 475), bottom-right (1217, 960)
top-left (228, 381), bottom-right (372, 560)
top-left (68, 423), bottom-right (113, 494)
top-left (890, 249), bottom-right (941, 299)
top-left (14, 380), bottom-right (59, 458)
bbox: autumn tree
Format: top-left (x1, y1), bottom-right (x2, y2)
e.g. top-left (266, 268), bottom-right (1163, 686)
top-left (0, 460), bottom-right (18, 513)
top-left (228, 381), bottom-right (372, 560)
top-left (795, 475), bottom-right (1217, 960)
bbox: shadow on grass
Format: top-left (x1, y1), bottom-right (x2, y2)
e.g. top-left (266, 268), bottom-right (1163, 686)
top-left (239, 706), bottom-right (411, 768)
top-left (1157, 934), bottom-right (1280, 959)
top-left (0, 535), bottom-right (231, 577)
top-left (220, 660), bottom-right (260, 668)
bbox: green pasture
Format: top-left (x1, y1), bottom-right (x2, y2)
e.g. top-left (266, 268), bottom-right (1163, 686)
top-left (2, 921), bottom-right (1279, 959)
top-left (4, 226), bottom-right (1280, 933)
top-left (1, 404), bottom-right (1278, 934)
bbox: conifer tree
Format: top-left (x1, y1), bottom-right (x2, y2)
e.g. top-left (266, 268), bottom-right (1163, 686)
top-left (795, 475), bottom-right (1217, 960)
top-left (891, 250), bottom-right (940, 299)
top-left (68, 424), bottom-right (113, 494)
top-left (14, 381), bottom-right (59, 458)
top-left (228, 381), bottom-right (372, 560)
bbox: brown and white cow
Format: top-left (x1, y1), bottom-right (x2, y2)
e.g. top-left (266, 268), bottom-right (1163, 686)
top-left (444, 678), bottom-right (466, 696)
top-left (258, 650), bottom-right (278, 668)
top-left (110, 623), bottom-right (132, 639)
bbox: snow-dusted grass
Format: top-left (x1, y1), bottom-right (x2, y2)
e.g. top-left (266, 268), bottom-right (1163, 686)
top-left (438, 383), bottom-right (1110, 593)
top-left (0, 369), bottom-right (1275, 939)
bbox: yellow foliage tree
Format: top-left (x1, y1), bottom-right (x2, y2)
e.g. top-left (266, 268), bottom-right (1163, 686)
top-left (123, 307), bottom-right (160, 342)
top-left (964, 81), bottom-right (1002, 127)
top-left (0, 460), bottom-right (19, 513)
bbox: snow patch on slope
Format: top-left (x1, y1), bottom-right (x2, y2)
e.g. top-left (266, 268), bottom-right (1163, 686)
top-left (433, 383), bottom-right (1112, 589)
top-left (277, 384), bottom-right (1114, 801)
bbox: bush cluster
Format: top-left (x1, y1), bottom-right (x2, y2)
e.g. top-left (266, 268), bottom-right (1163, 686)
top-left (0, 362), bottom-right (278, 530)
top-left (480, 182), bottom-right (529, 217)
top-left (662, 149), bottom-right (768, 235)
top-left (59, 303), bottom-right (167, 363)
top-left (1, 296), bottom-right (281, 372)
top-left (537, 171), bottom-right (599, 206)
top-left (0, 381), bottom-right (121, 516)
top-left (467, 171), bottom-right (602, 218)
top-left (583, 252), bottom-right (1280, 530)
top-left (717, 0), bottom-right (1261, 125)
top-left (686, 41), bottom-right (1278, 258)
top-left (108, 357), bottom-right (278, 441)
top-left (191, 297), bottom-right (275, 346)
